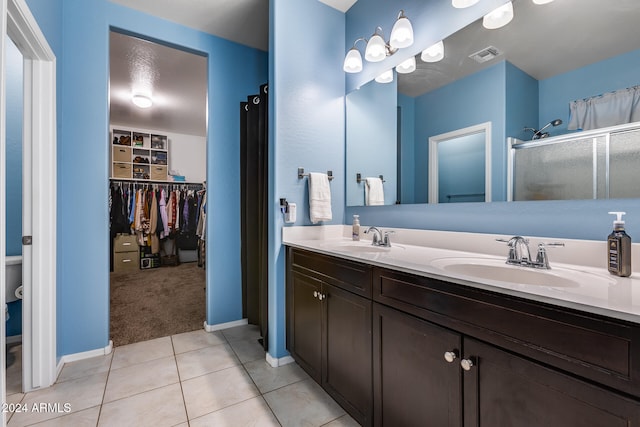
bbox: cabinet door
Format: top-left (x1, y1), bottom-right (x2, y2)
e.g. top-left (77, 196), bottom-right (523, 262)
top-left (289, 271), bottom-right (322, 381)
top-left (373, 303), bottom-right (462, 427)
top-left (463, 337), bottom-right (640, 427)
top-left (323, 283), bottom-right (373, 426)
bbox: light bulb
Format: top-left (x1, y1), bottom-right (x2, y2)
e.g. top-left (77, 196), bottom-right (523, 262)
top-left (365, 33), bottom-right (387, 62)
top-left (452, 0), bottom-right (480, 8)
top-left (343, 48), bottom-right (363, 73)
top-left (421, 40), bottom-right (444, 63)
top-left (483, 1), bottom-right (514, 30)
top-left (396, 56), bottom-right (416, 74)
top-left (390, 13), bottom-right (414, 49)
top-left (375, 69), bottom-right (394, 84)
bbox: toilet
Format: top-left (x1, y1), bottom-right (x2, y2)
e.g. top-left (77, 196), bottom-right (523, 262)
top-left (5, 255), bottom-right (23, 321)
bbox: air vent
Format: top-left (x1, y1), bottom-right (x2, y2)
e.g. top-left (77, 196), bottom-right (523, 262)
top-left (469, 46), bottom-right (502, 63)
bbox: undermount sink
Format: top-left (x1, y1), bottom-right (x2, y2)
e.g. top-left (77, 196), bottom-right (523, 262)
top-left (431, 257), bottom-right (614, 288)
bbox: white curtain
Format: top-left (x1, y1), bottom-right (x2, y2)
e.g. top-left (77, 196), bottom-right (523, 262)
top-left (568, 86), bottom-right (640, 131)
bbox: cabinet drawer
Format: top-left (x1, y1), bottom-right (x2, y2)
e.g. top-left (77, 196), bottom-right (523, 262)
top-left (290, 248), bottom-right (372, 297)
top-left (112, 145), bottom-right (131, 162)
top-left (114, 251), bottom-right (139, 272)
top-left (113, 162), bottom-right (132, 179)
top-left (114, 234), bottom-right (137, 252)
top-left (373, 267), bottom-right (640, 398)
top-left (150, 165), bottom-right (167, 181)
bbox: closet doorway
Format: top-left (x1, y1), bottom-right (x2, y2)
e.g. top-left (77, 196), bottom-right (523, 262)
top-left (108, 30), bottom-right (207, 347)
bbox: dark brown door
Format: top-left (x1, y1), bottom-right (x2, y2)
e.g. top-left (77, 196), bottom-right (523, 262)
top-left (462, 337), bottom-right (640, 427)
top-left (323, 283), bottom-right (373, 426)
top-left (373, 303), bottom-right (462, 427)
top-left (289, 271), bottom-right (322, 381)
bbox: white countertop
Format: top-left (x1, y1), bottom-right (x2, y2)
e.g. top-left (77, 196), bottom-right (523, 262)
top-left (282, 225), bottom-right (640, 324)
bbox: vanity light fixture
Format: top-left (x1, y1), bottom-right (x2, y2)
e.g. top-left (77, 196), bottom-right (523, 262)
top-left (343, 10), bottom-right (414, 73)
top-left (396, 56), bottom-right (416, 74)
top-left (375, 69), bottom-right (394, 84)
top-left (131, 93), bottom-right (153, 109)
top-left (421, 40), bottom-right (445, 63)
top-left (483, 1), bottom-right (514, 29)
top-left (452, 0), bottom-right (480, 8)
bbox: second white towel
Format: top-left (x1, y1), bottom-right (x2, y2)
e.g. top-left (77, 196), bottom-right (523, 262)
top-left (309, 172), bottom-right (332, 223)
top-left (365, 177), bottom-right (384, 206)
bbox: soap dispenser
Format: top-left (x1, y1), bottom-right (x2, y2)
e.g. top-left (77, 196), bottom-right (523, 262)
top-left (352, 215), bottom-right (360, 241)
top-left (607, 211), bottom-right (631, 277)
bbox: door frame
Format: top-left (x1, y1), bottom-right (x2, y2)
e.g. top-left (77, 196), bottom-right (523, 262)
top-left (1, 0), bottom-right (57, 405)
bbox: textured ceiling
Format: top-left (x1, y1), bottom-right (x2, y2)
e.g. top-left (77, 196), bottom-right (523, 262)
top-left (109, 31), bottom-right (207, 137)
top-left (398, 0), bottom-right (640, 97)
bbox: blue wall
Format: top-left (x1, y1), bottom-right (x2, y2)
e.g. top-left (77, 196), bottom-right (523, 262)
top-left (414, 62), bottom-right (507, 203)
top-left (505, 61), bottom-right (538, 141)
top-left (5, 37), bottom-right (23, 337)
top-left (398, 93), bottom-right (415, 204)
top-left (437, 133), bottom-right (485, 203)
top-left (26, 0), bottom-right (267, 357)
top-left (269, 0), bottom-right (345, 359)
top-left (346, 77), bottom-right (397, 206)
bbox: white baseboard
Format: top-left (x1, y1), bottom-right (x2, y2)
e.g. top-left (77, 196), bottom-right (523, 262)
top-left (56, 340), bottom-right (114, 380)
top-left (6, 334), bottom-right (22, 344)
top-left (203, 318), bottom-right (248, 332)
top-left (266, 352), bottom-right (295, 368)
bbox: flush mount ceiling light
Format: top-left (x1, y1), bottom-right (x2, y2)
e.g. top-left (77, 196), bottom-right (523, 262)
top-left (452, 0), bottom-right (480, 8)
top-left (375, 69), bottom-right (394, 84)
top-left (396, 56), bottom-right (416, 74)
top-left (483, 1), bottom-right (514, 29)
top-left (344, 10), bottom-right (414, 73)
top-left (421, 40), bottom-right (445, 63)
top-left (132, 93), bottom-right (153, 109)
top-left (532, 0), bottom-right (554, 4)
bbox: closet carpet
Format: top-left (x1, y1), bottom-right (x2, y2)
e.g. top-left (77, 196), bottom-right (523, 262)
top-left (110, 262), bottom-right (206, 347)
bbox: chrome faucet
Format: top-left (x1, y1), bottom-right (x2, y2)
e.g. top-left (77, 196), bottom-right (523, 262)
top-left (497, 236), bottom-right (564, 269)
top-left (364, 226), bottom-right (393, 247)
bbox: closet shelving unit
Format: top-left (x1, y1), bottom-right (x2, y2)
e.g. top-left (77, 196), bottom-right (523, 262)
top-left (111, 129), bottom-right (169, 181)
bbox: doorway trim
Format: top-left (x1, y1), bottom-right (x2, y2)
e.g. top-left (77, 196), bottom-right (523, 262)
top-left (428, 121), bottom-right (492, 204)
top-left (1, 0), bottom-right (57, 401)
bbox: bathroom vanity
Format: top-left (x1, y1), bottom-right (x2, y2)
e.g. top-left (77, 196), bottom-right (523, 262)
top-left (284, 227), bottom-right (640, 427)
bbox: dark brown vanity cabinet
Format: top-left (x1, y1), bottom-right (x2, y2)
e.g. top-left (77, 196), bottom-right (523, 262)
top-left (287, 248), bottom-right (373, 426)
top-left (286, 248), bottom-right (640, 426)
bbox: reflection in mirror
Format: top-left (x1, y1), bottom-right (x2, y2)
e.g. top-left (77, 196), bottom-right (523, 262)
top-left (429, 122), bottom-right (491, 204)
top-left (345, 0), bottom-right (640, 206)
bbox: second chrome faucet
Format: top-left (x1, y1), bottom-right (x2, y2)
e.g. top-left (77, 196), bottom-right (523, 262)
top-left (364, 226), bottom-right (393, 247)
top-left (497, 236), bottom-right (564, 269)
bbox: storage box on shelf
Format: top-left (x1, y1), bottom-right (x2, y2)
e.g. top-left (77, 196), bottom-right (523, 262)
top-left (111, 129), bottom-right (169, 181)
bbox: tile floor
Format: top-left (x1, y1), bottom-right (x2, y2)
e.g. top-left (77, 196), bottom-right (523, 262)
top-left (5, 325), bottom-right (359, 427)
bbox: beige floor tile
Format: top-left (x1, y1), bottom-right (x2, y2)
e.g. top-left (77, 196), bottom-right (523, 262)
top-left (171, 329), bottom-right (226, 354)
top-left (181, 365), bottom-right (259, 420)
top-left (263, 379), bottom-right (345, 427)
top-left (25, 406), bottom-right (101, 427)
top-left (5, 393), bottom-right (25, 424)
top-left (6, 343), bottom-right (22, 395)
top-left (175, 343), bottom-right (239, 380)
top-left (221, 324), bottom-right (261, 342)
top-left (244, 360), bottom-right (309, 394)
top-left (98, 383), bottom-right (187, 427)
top-left (57, 353), bottom-right (113, 383)
top-left (322, 414), bottom-right (361, 427)
top-left (8, 372), bottom-right (107, 427)
top-left (111, 336), bottom-right (173, 370)
top-left (103, 356), bottom-right (179, 403)
top-left (228, 337), bottom-right (266, 364)
top-left (189, 396), bottom-right (280, 427)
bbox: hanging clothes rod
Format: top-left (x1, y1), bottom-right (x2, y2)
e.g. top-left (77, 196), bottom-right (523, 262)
top-left (109, 179), bottom-right (204, 190)
top-left (356, 173), bottom-right (385, 184)
top-left (297, 167), bottom-right (334, 181)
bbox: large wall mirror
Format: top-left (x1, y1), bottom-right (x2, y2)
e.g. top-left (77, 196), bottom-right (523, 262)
top-left (345, 0), bottom-right (640, 206)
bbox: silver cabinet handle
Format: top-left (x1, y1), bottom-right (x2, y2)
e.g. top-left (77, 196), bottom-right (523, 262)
top-left (460, 358), bottom-right (474, 371)
top-left (444, 351), bottom-right (458, 363)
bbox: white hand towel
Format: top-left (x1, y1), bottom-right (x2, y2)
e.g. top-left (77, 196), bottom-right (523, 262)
top-left (365, 177), bottom-right (385, 206)
top-left (309, 172), bottom-right (332, 224)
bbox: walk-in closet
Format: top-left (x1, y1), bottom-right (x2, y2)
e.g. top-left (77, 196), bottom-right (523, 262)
top-left (108, 31), bottom-right (208, 346)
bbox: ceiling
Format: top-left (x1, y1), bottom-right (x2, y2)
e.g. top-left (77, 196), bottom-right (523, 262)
top-left (398, 0), bottom-right (640, 97)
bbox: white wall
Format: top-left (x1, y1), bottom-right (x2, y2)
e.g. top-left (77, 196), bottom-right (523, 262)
top-left (111, 124), bottom-right (206, 183)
